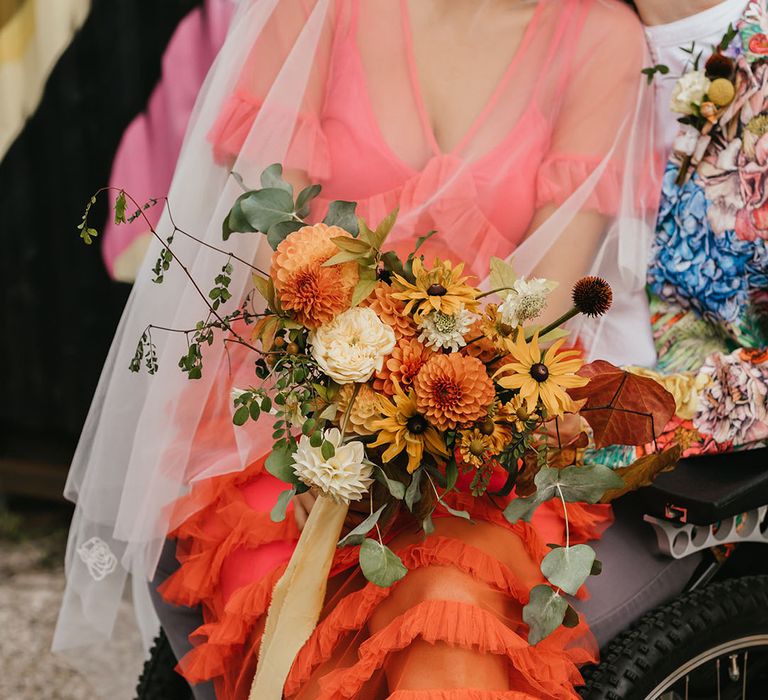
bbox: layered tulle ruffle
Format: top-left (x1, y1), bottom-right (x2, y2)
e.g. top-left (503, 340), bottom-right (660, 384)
top-left (162, 455), bottom-right (611, 699)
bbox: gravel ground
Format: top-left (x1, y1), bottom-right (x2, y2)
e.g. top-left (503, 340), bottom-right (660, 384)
top-left (0, 507), bottom-right (145, 700)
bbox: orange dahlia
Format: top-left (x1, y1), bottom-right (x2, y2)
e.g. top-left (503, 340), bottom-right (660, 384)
top-left (413, 354), bottom-right (495, 431)
top-left (363, 282), bottom-right (417, 340)
top-left (270, 223), bottom-right (359, 329)
top-left (336, 383), bottom-right (380, 436)
top-left (374, 337), bottom-right (434, 396)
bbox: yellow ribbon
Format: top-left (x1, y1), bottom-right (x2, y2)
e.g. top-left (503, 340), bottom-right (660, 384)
top-left (248, 494), bottom-right (349, 699)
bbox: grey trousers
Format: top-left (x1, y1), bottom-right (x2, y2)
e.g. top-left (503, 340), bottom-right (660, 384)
top-left (149, 494), bottom-right (701, 698)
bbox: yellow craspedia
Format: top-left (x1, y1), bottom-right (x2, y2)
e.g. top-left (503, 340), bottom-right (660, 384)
top-left (708, 78), bottom-right (735, 107)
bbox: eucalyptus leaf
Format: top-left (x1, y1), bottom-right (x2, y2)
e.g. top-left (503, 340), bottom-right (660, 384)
top-left (523, 584), bottom-right (568, 645)
top-left (540, 544), bottom-right (596, 596)
top-left (323, 200), bottom-right (359, 236)
top-left (265, 446), bottom-right (299, 486)
top-left (359, 539), bottom-right (407, 587)
top-left (338, 505), bottom-right (387, 547)
top-left (271, 487), bottom-right (296, 523)
top-left (240, 188), bottom-right (296, 232)
top-left (423, 512), bottom-right (435, 534)
top-left (223, 193), bottom-right (258, 239)
top-left (296, 183), bottom-right (322, 215)
top-left (405, 468), bottom-right (423, 511)
top-left (375, 467), bottom-right (406, 500)
top-left (260, 163), bottom-right (293, 194)
top-left (438, 501), bottom-right (471, 521)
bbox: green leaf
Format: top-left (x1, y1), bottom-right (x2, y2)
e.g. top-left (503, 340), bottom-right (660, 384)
top-left (338, 505), bottom-right (387, 547)
top-left (224, 192), bottom-right (258, 239)
top-left (422, 512), bottom-right (435, 534)
top-left (371, 208), bottom-right (399, 249)
top-left (374, 467), bottom-right (406, 500)
top-left (114, 191), bottom-right (127, 224)
top-left (324, 249), bottom-right (368, 266)
top-left (438, 501), bottom-right (471, 521)
top-left (405, 468), bottom-right (423, 511)
top-left (265, 446), bottom-right (299, 485)
top-left (331, 236), bottom-right (372, 254)
top-left (233, 405), bottom-right (250, 426)
top-left (321, 440), bottom-right (336, 460)
top-left (413, 229), bottom-right (437, 253)
top-left (323, 200), bottom-right (359, 236)
top-left (523, 585), bottom-right (568, 645)
top-left (271, 487), bottom-right (296, 522)
top-left (359, 539), bottom-right (408, 587)
top-left (260, 163), bottom-right (293, 195)
top-left (309, 431), bottom-right (323, 448)
top-left (240, 188), bottom-right (296, 232)
top-left (351, 277), bottom-right (379, 307)
top-left (562, 605), bottom-right (580, 629)
top-left (540, 544), bottom-right (596, 596)
top-left (296, 184), bottom-right (322, 216)
top-left (503, 465), bottom-right (623, 524)
top-left (489, 257), bottom-right (517, 297)
top-left (445, 459), bottom-right (458, 492)
top-left (267, 220), bottom-right (303, 250)
top-left (249, 401), bottom-right (261, 421)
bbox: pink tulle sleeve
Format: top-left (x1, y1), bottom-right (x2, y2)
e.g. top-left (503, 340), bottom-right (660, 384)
top-left (535, 2), bottom-right (653, 216)
top-left (207, 0), bottom-right (332, 178)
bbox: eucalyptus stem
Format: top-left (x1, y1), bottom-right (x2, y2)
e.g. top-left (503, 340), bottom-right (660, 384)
top-left (476, 286), bottom-right (515, 300)
top-left (527, 306), bottom-right (579, 341)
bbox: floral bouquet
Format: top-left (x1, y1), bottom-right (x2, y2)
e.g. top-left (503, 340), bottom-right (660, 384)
top-left (80, 164), bottom-right (679, 699)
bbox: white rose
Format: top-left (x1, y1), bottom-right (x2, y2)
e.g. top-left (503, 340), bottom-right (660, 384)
top-left (670, 70), bottom-right (710, 116)
top-left (293, 428), bottom-right (373, 503)
top-left (498, 277), bottom-right (556, 327)
top-left (310, 306), bottom-right (396, 384)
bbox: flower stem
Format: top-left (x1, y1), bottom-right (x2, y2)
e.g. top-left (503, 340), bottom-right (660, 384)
top-left (556, 483), bottom-right (570, 550)
top-left (339, 383), bottom-right (362, 441)
top-left (476, 286), bottom-right (515, 300)
top-left (527, 307), bottom-right (579, 341)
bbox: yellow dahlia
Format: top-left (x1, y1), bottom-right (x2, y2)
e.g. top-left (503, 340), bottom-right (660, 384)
top-left (494, 333), bottom-right (587, 417)
top-left (374, 337), bottom-right (434, 396)
top-left (336, 383), bottom-right (380, 436)
top-left (413, 354), bottom-right (495, 431)
top-left (457, 428), bottom-right (493, 469)
top-left (392, 257), bottom-right (479, 323)
top-left (362, 282), bottom-right (417, 340)
top-left (369, 383), bottom-right (449, 473)
top-left (270, 223), bottom-right (359, 329)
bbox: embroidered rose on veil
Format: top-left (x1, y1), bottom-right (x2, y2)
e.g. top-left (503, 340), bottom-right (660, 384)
top-left (77, 537), bottom-right (118, 581)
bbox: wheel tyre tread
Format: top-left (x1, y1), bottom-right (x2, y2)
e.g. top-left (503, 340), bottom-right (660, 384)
top-left (580, 576), bottom-right (768, 699)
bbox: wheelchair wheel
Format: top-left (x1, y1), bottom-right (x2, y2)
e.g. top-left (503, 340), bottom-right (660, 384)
top-left (580, 576), bottom-right (768, 699)
top-left (134, 629), bottom-right (194, 700)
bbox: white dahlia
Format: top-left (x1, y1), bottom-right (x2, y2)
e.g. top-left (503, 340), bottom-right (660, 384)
top-left (293, 428), bottom-right (373, 503)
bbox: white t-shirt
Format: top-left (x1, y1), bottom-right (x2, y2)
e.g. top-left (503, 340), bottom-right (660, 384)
top-left (644, 0), bottom-right (749, 155)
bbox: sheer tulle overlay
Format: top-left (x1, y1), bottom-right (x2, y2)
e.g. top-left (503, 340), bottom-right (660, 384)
top-left (55, 0), bottom-right (660, 695)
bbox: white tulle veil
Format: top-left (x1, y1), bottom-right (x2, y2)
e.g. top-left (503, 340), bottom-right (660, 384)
top-left (53, 0), bottom-right (661, 681)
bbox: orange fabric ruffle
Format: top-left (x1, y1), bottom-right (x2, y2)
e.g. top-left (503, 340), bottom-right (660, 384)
top-left (162, 456), bottom-right (610, 699)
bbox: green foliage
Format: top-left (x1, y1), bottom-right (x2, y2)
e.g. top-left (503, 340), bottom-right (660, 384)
top-left (503, 464), bottom-right (624, 524)
top-left (641, 63), bottom-right (670, 84)
top-left (271, 487), bottom-right (296, 522)
top-left (404, 468), bottom-right (423, 511)
top-left (374, 466), bottom-right (406, 500)
top-left (540, 544), bottom-right (596, 596)
top-left (323, 200), bottom-right (358, 236)
top-left (114, 191), bottom-right (127, 224)
top-left (359, 538), bottom-right (407, 587)
top-left (523, 585), bottom-right (569, 645)
top-left (338, 505), bottom-right (387, 547)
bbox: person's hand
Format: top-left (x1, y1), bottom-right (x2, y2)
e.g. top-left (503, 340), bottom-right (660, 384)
top-left (293, 491), bottom-right (317, 531)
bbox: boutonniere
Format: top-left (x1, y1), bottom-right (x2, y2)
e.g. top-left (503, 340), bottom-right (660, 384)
top-left (667, 25), bottom-right (741, 184)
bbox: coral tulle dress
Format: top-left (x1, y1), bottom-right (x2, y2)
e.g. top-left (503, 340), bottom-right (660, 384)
top-left (160, 1), bottom-right (650, 697)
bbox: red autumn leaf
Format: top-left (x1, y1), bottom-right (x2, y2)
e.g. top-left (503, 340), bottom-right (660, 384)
top-left (568, 361), bottom-right (676, 449)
